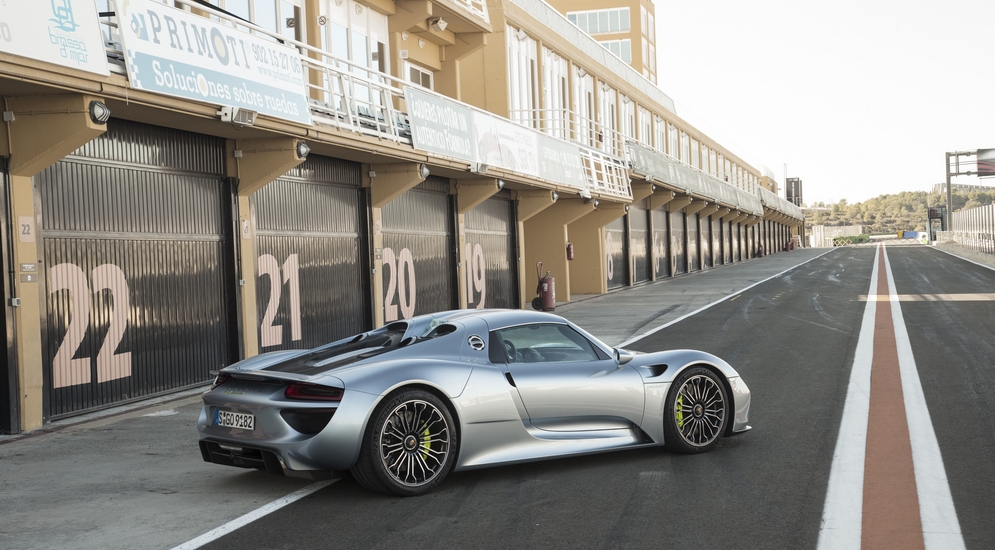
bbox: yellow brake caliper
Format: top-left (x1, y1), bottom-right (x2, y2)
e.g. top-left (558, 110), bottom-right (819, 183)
top-left (676, 393), bottom-right (685, 429)
top-left (421, 424), bottom-right (431, 461)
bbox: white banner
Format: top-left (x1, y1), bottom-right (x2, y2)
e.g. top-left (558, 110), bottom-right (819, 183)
top-left (0, 0), bottom-right (109, 75)
top-left (116, 0), bottom-right (312, 125)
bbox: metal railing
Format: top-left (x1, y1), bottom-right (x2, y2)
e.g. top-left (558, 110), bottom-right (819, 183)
top-left (941, 203), bottom-right (995, 254)
top-left (97, 0), bottom-right (635, 199)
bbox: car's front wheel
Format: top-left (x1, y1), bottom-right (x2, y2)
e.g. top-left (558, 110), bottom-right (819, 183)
top-left (352, 389), bottom-right (457, 496)
top-left (663, 367), bottom-right (729, 453)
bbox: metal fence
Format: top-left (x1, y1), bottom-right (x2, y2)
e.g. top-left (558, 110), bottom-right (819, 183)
top-left (937, 203), bottom-right (995, 254)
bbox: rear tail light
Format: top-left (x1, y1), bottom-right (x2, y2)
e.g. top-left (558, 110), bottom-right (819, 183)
top-left (285, 383), bottom-right (344, 402)
top-left (210, 373), bottom-right (231, 390)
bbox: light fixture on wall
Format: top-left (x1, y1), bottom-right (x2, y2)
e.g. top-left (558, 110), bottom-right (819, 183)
top-left (217, 106), bottom-right (257, 127)
top-left (88, 101), bottom-right (111, 125)
top-left (419, 163), bottom-right (431, 179)
top-left (585, 197), bottom-right (600, 208)
top-left (551, 191), bottom-right (559, 202)
top-left (429, 18), bottom-right (448, 32)
top-left (469, 162), bottom-right (489, 175)
top-left (296, 140), bottom-right (310, 159)
top-left (515, 28), bottom-right (528, 41)
top-left (497, 179), bottom-right (506, 189)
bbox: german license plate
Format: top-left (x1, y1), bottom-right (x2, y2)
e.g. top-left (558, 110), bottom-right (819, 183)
top-left (215, 409), bottom-right (254, 431)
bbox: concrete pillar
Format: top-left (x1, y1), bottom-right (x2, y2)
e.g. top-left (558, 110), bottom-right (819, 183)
top-left (2, 94), bottom-right (109, 432)
top-left (567, 203), bottom-right (628, 295)
top-left (522, 199), bottom-right (596, 304)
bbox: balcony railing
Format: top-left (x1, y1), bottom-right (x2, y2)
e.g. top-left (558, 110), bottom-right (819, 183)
top-left (97, 0), bottom-right (631, 200)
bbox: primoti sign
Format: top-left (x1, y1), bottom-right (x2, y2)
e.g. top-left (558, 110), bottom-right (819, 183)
top-left (116, 0), bottom-right (312, 125)
top-left (0, 0), bottom-right (110, 75)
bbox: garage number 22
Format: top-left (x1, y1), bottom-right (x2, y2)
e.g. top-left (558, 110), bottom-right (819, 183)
top-left (49, 263), bottom-right (132, 388)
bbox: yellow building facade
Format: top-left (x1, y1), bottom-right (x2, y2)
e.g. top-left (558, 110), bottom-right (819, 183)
top-left (0, 0), bottom-right (801, 433)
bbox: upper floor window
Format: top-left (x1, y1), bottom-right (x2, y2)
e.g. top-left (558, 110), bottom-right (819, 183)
top-left (600, 39), bottom-right (631, 63)
top-left (567, 8), bottom-right (630, 35)
top-left (507, 26), bottom-right (539, 128)
top-left (405, 61), bottom-right (433, 90)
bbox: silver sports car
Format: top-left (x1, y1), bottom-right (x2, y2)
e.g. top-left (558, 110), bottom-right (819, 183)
top-left (198, 310), bottom-right (751, 496)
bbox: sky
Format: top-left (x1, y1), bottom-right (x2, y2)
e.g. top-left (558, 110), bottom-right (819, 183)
top-left (653, 0), bottom-right (995, 205)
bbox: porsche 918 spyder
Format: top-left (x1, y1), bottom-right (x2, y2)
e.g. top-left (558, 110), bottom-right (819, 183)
top-left (198, 309), bottom-right (751, 496)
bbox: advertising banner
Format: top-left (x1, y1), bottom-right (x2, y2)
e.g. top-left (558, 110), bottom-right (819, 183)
top-left (0, 0), bottom-right (109, 75)
top-left (404, 86), bottom-right (473, 162)
top-left (979, 148), bottom-right (995, 177)
top-left (405, 86), bottom-right (589, 194)
top-left (472, 112), bottom-right (539, 177)
top-left (115, 0), bottom-right (311, 125)
top-left (537, 134), bottom-right (587, 190)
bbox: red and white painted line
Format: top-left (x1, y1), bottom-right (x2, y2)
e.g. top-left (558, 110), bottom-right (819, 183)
top-left (818, 244), bottom-right (964, 549)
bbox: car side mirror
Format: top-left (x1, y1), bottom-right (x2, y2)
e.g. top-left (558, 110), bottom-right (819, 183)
top-left (614, 348), bottom-right (634, 365)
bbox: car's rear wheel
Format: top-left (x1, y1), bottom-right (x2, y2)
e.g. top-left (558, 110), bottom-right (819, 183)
top-left (352, 389), bottom-right (457, 496)
top-left (663, 367), bottom-right (729, 454)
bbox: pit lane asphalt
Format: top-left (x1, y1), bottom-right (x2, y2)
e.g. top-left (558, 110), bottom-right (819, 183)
top-left (3, 245), bottom-right (993, 549)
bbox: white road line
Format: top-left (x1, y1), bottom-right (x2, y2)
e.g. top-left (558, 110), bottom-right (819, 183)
top-left (171, 480), bottom-right (337, 550)
top-left (816, 245), bottom-right (878, 550)
top-left (617, 249), bottom-right (835, 348)
top-left (884, 248), bottom-right (965, 549)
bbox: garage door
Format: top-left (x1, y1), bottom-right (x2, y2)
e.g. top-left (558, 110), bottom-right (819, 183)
top-left (712, 216), bottom-right (722, 265)
top-left (671, 209), bottom-right (686, 275)
top-left (652, 208), bottom-right (669, 279)
top-left (381, 177), bottom-right (457, 321)
top-left (629, 200), bottom-right (651, 284)
top-left (605, 216), bottom-right (627, 289)
top-left (464, 194), bottom-right (518, 309)
top-left (0, 159), bottom-right (13, 433)
top-left (688, 213), bottom-right (699, 272)
top-left (39, 120), bottom-right (233, 418)
top-left (701, 214), bottom-right (712, 268)
top-left (253, 155), bottom-right (367, 351)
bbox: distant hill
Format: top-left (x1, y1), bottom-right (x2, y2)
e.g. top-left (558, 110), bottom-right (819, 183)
top-left (804, 189), bottom-right (993, 234)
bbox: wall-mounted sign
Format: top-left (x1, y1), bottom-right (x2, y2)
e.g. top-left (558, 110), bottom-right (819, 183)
top-left (0, 0), bottom-right (110, 75)
top-left (404, 86), bottom-right (474, 161)
top-left (405, 86), bottom-right (589, 194)
top-left (116, 0), bottom-right (312, 125)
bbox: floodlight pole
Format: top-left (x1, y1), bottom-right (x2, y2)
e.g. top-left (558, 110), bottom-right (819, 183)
top-left (946, 152), bottom-right (952, 231)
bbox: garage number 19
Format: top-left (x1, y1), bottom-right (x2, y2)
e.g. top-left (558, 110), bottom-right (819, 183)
top-left (49, 263), bottom-right (132, 388)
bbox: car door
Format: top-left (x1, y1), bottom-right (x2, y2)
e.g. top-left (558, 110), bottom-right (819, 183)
top-left (493, 323), bottom-right (644, 431)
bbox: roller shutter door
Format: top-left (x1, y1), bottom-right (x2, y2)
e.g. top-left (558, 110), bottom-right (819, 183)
top-left (711, 217), bottom-right (722, 265)
top-left (464, 194), bottom-right (517, 309)
top-left (652, 208), bottom-right (669, 279)
top-left (629, 200), bottom-right (650, 284)
top-left (252, 155), bottom-right (367, 351)
top-left (688, 213), bottom-right (699, 272)
top-left (671, 210), bottom-right (686, 275)
top-left (733, 223), bottom-right (742, 261)
top-left (723, 221), bottom-right (732, 264)
top-left (381, 177), bottom-right (456, 321)
top-left (701, 215), bottom-right (712, 268)
top-left (39, 120), bottom-right (232, 418)
top-left (605, 216), bottom-right (627, 289)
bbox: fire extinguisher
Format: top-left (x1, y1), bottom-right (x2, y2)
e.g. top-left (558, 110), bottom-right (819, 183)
top-left (531, 262), bottom-right (556, 311)
top-left (566, 241), bottom-right (575, 261)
